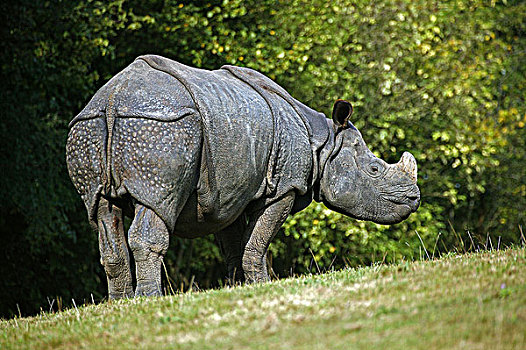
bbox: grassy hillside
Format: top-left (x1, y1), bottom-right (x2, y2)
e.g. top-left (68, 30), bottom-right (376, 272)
top-left (2, 247), bottom-right (525, 349)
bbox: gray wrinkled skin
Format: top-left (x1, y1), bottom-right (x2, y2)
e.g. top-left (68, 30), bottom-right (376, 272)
top-left (66, 55), bottom-right (420, 297)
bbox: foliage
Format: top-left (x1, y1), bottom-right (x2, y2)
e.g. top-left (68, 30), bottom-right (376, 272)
top-left (264, 0), bottom-right (526, 274)
top-left (0, 0), bottom-right (524, 317)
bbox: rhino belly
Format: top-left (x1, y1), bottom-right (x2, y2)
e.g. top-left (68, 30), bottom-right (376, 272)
top-left (173, 192), bottom-right (238, 237)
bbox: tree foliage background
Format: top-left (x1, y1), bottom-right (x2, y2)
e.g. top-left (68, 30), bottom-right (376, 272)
top-left (1, 0), bottom-right (524, 318)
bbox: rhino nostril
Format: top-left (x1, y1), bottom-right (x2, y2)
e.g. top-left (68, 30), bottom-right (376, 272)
top-left (406, 195), bottom-right (419, 201)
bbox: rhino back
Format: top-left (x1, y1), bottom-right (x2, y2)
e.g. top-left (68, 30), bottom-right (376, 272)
top-left (70, 60), bottom-right (196, 127)
top-left (138, 56), bottom-right (274, 222)
top-left (138, 55), bottom-right (319, 225)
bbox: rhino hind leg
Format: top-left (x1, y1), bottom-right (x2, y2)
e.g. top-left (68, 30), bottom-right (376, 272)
top-left (128, 204), bottom-right (169, 297)
top-left (242, 191), bottom-right (296, 283)
top-left (96, 197), bottom-right (134, 299)
top-left (216, 217), bottom-right (247, 284)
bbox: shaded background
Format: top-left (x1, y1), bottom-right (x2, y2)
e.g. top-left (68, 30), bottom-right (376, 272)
top-left (1, 0), bottom-right (524, 318)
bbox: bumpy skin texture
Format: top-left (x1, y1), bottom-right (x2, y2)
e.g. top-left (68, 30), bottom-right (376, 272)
top-left (66, 55), bottom-right (420, 297)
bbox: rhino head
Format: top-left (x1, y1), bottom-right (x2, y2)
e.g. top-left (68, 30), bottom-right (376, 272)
top-left (319, 100), bottom-right (420, 225)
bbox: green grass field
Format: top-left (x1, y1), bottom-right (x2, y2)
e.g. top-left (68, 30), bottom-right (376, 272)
top-left (2, 247), bottom-right (525, 349)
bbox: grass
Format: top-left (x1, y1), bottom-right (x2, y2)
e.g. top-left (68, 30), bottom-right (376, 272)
top-left (1, 247), bottom-right (525, 349)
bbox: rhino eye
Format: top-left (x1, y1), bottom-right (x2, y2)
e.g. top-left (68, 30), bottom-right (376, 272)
top-left (367, 162), bottom-right (383, 177)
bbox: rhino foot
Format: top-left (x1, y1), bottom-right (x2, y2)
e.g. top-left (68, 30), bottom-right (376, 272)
top-left (108, 286), bottom-right (134, 300)
top-left (135, 280), bottom-right (162, 297)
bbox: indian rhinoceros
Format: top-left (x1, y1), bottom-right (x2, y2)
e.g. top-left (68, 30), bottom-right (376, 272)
top-left (66, 55), bottom-right (420, 298)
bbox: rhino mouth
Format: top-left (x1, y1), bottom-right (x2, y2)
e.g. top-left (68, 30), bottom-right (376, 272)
top-left (388, 198), bottom-right (418, 211)
top-left (382, 192), bottom-right (420, 213)
top-left (364, 194), bottom-right (417, 225)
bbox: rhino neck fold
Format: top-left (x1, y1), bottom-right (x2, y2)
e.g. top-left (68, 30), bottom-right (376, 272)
top-left (314, 120), bottom-right (338, 203)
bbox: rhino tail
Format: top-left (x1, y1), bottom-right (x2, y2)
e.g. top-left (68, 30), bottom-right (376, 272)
top-left (103, 80), bottom-right (127, 197)
top-left (103, 88), bottom-right (115, 196)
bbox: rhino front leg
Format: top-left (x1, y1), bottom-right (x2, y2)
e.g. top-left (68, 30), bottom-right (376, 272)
top-left (128, 204), bottom-right (169, 297)
top-left (242, 191), bottom-right (296, 283)
top-left (97, 197), bottom-right (134, 299)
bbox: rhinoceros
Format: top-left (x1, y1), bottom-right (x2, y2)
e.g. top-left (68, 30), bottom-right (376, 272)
top-left (66, 55), bottom-right (420, 298)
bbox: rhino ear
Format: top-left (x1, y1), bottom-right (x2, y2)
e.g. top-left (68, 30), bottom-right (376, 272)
top-left (332, 100), bottom-right (354, 129)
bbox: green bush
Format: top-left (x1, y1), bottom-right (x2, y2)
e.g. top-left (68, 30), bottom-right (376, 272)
top-left (1, 0), bottom-right (524, 317)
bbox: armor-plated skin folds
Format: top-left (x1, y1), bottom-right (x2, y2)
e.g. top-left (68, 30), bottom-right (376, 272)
top-left (66, 55), bottom-right (420, 297)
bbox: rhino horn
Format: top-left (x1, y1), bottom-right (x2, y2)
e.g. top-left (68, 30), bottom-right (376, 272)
top-left (396, 152), bottom-right (418, 182)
